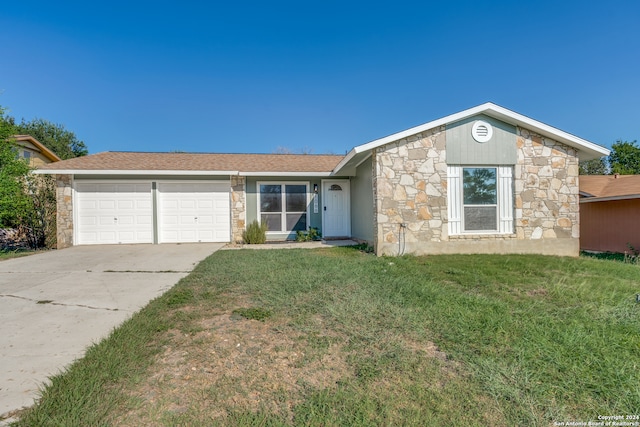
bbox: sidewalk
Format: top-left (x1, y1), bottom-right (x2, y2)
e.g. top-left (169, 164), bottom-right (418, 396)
top-left (221, 239), bottom-right (358, 250)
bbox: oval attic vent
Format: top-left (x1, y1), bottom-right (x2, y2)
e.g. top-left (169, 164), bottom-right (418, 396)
top-left (471, 120), bottom-right (493, 143)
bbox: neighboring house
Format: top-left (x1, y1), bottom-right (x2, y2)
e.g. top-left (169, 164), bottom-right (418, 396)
top-left (37, 103), bottom-right (609, 256)
top-left (13, 135), bottom-right (61, 166)
top-left (579, 174), bottom-right (640, 253)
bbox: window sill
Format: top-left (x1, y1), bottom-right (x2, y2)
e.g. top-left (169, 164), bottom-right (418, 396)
top-left (449, 233), bottom-right (516, 240)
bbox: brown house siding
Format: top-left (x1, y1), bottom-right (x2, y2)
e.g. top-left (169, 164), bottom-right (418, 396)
top-left (580, 199), bottom-right (640, 253)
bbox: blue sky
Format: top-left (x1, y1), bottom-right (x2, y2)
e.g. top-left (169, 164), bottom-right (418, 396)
top-left (1, 1), bottom-right (638, 155)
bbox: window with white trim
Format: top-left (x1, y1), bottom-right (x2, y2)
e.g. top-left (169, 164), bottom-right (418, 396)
top-left (258, 182), bottom-right (309, 233)
top-left (447, 166), bottom-right (513, 235)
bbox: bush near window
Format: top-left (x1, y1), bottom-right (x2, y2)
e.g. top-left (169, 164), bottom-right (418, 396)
top-left (296, 227), bottom-right (321, 242)
top-left (243, 220), bottom-right (267, 244)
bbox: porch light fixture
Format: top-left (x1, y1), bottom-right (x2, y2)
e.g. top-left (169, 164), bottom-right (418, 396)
top-left (313, 184), bottom-right (318, 194)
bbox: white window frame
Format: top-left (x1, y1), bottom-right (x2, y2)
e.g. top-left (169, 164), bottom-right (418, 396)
top-left (257, 181), bottom-right (310, 234)
top-left (447, 166), bottom-right (513, 235)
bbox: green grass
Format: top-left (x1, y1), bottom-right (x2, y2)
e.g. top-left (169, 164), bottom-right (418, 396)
top-left (12, 248), bottom-right (640, 426)
top-left (0, 249), bottom-right (35, 260)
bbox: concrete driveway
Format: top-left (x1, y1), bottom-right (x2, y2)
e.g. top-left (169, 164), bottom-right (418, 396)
top-left (0, 243), bottom-right (223, 419)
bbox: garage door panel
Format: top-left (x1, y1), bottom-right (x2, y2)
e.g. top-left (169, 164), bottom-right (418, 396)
top-left (163, 215), bottom-right (178, 225)
top-left (158, 182), bottom-right (230, 243)
top-left (98, 216), bottom-right (117, 226)
top-left (180, 216), bottom-right (197, 225)
top-left (76, 182), bottom-right (153, 245)
top-left (180, 200), bottom-right (197, 209)
top-left (118, 200), bottom-right (136, 210)
top-left (198, 231), bottom-right (215, 240)
top-left (117, 215), bottom-right (136, 225)
top-left (79, 200), bottom-right (98, 209)
top-left (98, 231), bottom-right (117, 241)
top-left (100, 200), bottom-right (117, 210)
top-left (137, 216), bottom-right (152, 225)
top-left (197, 216), bottom-right (214, 224)
top-left (79, 216), bottom-right (97, 226)
top-left (115, 231), bottom-right (135, 241)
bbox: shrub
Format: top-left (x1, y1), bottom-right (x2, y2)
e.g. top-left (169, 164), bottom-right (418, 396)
top-left (295, 227), bottom-right (321, 242)
top-left (243, 220), bottom-right (267, 244)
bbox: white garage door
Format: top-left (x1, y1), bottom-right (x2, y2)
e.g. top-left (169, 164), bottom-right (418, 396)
top-left (76, 182), bottom-right (153, 245)
top-left (158, 182), bottom-right (230, 243)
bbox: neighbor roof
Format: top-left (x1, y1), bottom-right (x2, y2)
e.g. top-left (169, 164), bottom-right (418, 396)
top-left (580, 175), bottom-right (640, 202)
top-left (13, 135), bottom-right (61, 163)
top-left (36, 151), bottom-right (345, 176)
top-left (333, 102), bottom-right (610, 175)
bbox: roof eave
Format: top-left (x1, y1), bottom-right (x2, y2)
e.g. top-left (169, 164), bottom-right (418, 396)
top-left (580, 194), bottom-right (640, 203)
top-left (34, 169), bottom-right (240, 176)
top-left (34, 169), bottom-right (335, 177)
top-left (240, 171), bottom-right (334, 177)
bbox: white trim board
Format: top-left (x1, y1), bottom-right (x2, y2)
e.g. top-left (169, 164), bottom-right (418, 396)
top-left (333, 102), bottom-right (610, 175)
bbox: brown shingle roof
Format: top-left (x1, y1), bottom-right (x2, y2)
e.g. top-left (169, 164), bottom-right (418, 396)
top-left (37, 152), bottom-right (345, 173)
top-left (580, 175), bottom-right (640, 198)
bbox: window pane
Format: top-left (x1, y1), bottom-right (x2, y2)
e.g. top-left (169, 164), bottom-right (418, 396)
top-left (286, 213), bottom-right (307, 231)
top-left (261, 213), bottom-right (282, 231)
top-left (260, 185), bottom-right (282, 212)
top-left (463, 168), bottom-right (496, 205)
top-left (286, 185), bottom-right (307, 212)
top-left (464, 206), bottom-right (497, 231)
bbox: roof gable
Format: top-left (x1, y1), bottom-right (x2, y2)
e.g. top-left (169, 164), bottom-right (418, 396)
top-left (12, 135), bottom-right (61, 163)
top-left (333, 103), bottom-right (610, 175)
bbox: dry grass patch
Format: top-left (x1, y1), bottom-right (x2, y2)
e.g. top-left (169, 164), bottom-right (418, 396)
top-left (117, 311), bottom-right (352, 425)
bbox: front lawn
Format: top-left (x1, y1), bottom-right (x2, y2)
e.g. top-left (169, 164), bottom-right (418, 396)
top-left (0, 249), bottom-right (35, 261)
top-left (13, 248), bottom-right (640, 426)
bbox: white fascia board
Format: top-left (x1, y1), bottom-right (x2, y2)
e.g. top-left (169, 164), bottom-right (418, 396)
top-left (35, 169), bottom-right (333, 177)
top-left (331, 149), bottom-right (358, 175)
top-left (331, 151), bottom-right (371, 176)
top-left (239, 171), bottom-right (333, 177)
top-left (34, 169), bottom-right (239, 176)
top-left (331, 104), bottom-right (491, 175)
top-left (580, 194), bottom-right (640, 203)
top-left (351, 103), bottom-right (493, 154)
top-left (345, 102), bottom-right (610, 159)
top-left (483, 104), bottom-right (610, 156)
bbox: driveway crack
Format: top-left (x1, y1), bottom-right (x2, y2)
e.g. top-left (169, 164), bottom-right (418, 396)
top-left (0, 294), bottom-right (120, 311)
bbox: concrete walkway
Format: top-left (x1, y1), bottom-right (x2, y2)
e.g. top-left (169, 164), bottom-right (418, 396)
top-left (0, 243), bottom-right (223, 421)
top-left (221, 239), bottom-right (358, 250)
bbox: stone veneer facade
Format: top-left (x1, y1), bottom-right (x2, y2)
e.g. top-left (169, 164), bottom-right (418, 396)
top-left (56, 174), bottom-right (74, 249)
top-left (230, 176), bottom-right (246, 243)
top-left (373, 125), bottom-right (580, 256)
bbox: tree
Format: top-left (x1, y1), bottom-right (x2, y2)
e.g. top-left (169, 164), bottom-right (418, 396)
top-left (15, 118), bottom-right (88, 159)
top-left (0, 108), bottom-right (57, 248)
top-left (579, 157), bottom-right (608, 175)
top-left (609, 140), bottom-right (640, 175)
top-left (0, 108), bottom-right (31, 229)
